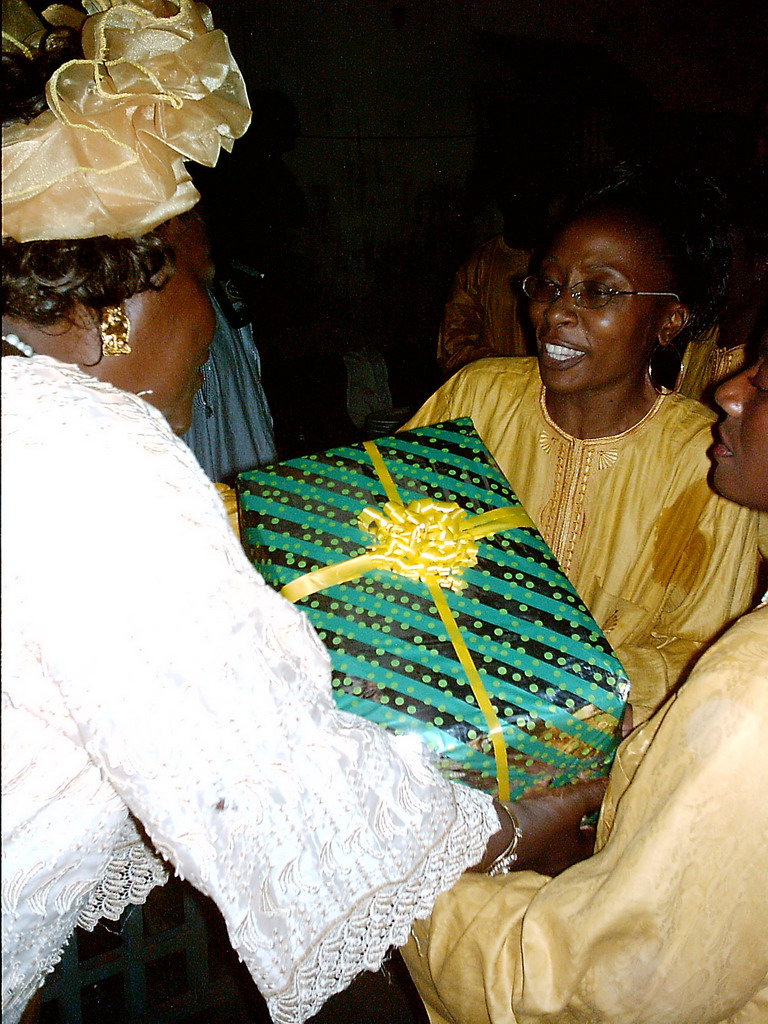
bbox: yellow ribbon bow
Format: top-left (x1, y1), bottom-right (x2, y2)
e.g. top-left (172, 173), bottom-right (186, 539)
top-left (278, 440), bottom-right (535, 800)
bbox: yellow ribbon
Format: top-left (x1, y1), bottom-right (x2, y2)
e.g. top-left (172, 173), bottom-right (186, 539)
top-left (279, 440), bottom-right (535, 800)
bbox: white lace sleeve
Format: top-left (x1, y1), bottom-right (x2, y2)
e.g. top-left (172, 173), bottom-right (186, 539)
top-left (75, 817), bottom-right (169, 931)
top-left (3, 358), bottom-right (497, 1023)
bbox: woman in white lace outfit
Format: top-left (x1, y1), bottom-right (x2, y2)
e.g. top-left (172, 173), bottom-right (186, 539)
top-left (1, 4), bottom-right (607, 1022)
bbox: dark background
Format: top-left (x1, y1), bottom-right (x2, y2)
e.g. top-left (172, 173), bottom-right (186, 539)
top-left (202, 0), bottom-right (766, 425)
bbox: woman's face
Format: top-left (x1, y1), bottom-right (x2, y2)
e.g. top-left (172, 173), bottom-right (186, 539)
top-left (96, 216), bottom-right (216, 434)
top-left (2, 218), bottom-right (216, 434)
top-left (712, 338), bottom-right (768, 512)
top-left (529, 212), bottom-right (689, 400)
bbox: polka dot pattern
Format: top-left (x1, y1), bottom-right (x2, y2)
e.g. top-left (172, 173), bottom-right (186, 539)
top-left (238, 418), bottom-right (630, 799)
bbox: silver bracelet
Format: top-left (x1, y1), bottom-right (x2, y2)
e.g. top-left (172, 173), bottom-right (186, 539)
top-left (487, 803), bottom-right (523, 877)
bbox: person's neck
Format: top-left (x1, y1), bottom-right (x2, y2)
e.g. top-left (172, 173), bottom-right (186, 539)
top-left (544, 377), bottom-right (659, 440)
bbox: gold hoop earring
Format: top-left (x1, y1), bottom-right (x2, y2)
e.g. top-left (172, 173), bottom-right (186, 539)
top-left (99, 306), bottom-right (132, 356)
top-left (648, 340), bottom-right (683, 395)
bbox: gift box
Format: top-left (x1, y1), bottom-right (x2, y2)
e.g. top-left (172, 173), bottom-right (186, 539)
top-left (237, 418), bottom-right (629, 800)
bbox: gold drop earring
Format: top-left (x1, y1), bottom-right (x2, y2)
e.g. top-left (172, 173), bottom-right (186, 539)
top-left (99, 306), bottom-right (132, 356)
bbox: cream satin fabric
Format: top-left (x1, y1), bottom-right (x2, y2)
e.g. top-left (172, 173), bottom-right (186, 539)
top-left (404, 358), bottom-right (763, 720)
top-left (403, 603), bottom-right (768, 1024)
top-left (2, 0), bottom-right (251, 240)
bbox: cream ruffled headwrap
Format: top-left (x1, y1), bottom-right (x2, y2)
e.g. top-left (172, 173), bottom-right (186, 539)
top-left (1, 0), bottom-right (252, 241)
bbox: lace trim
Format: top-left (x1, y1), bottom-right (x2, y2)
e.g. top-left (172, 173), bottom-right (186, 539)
top-left (266, 786), bottom-right (498, 1024)
top-left (76, 818), bottom-right (168, 931)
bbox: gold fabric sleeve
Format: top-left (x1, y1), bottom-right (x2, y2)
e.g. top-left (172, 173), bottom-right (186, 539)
top-left (213, 481), bottom-right (240, 538)
top-left (402, 606), bottom-right (768, 1024)
top-left (437, 236), bottom-right (532, 377)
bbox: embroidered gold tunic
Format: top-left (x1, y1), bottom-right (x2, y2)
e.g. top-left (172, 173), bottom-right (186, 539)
top-left (404, 358), bottom-right (762, 720)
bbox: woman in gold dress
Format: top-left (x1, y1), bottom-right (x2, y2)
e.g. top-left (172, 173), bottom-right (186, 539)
top-left (405, 165), bottom-right (763, 722)
top-left (402, 334), bottom-right (768, 1024)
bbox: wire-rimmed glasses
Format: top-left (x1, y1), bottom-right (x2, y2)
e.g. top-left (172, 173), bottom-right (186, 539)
top-left (522, 275), bottom-right (680, 310)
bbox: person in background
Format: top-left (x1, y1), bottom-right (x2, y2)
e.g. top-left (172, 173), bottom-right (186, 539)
top-left (182, 273), bottom-right (277, 535)
top-left (182, 275), bottom-right (277, 483)
top-left (436, 185), bottom-right (548, 377)
top-left (676, 193), bottom-right (768, 403)
top-left (691, 194), bottom-right (768, 401)
top-left (402, 332), bottom-right (768, 1024)
top-left (407, 162), bottom-right (763, 723)
top-left (2, 4), bottom-right (537, 1021)
top-left (700, 105), bottom-right (768, 390)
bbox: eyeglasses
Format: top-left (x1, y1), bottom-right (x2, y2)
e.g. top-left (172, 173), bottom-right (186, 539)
top-left (522, 275), bottom-right (680, 310)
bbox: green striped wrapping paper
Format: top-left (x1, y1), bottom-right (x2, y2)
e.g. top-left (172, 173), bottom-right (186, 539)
top-left (236, 418), bottom-right (629, 799)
